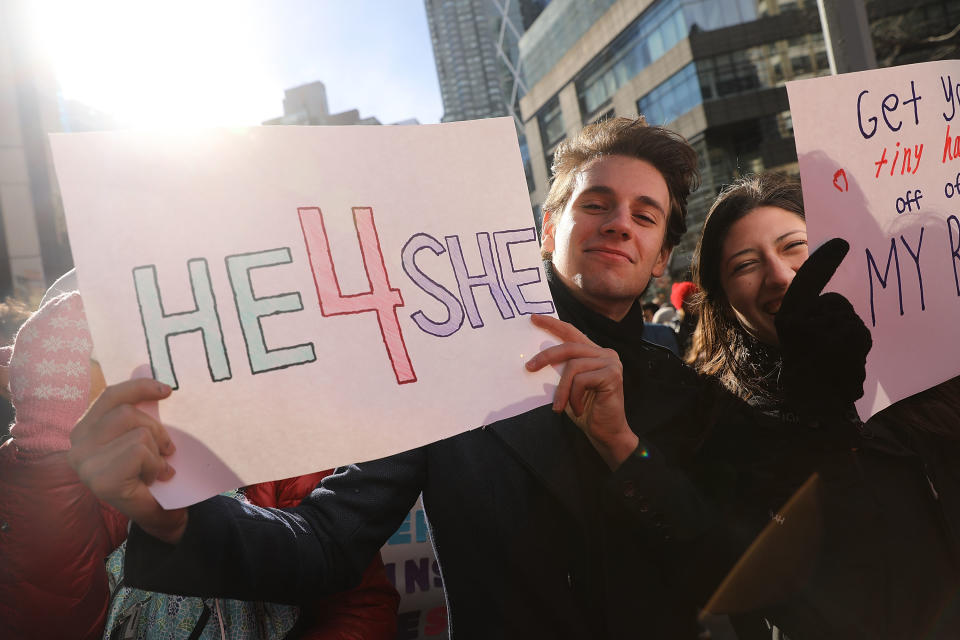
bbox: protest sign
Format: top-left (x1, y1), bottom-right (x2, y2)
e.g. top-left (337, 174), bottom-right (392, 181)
top-left (382, 496), bottom-right (449, 640)
top-left (787, 60), bottom-right (960, 419)
top-left (49, 119), bottom-right (559, 507)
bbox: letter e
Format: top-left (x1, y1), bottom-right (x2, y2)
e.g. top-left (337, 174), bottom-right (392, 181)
top-left (226, 248), bottom-right (316, 374)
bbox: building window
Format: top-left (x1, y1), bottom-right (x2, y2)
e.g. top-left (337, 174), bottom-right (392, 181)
top-left (695, 32), bottom-right (828, 102)
top-left (543, 140), bottom-right (564, 182)
top-left (571, 0), bottom-right (770, 123)
top-left (592, 108), bottom-right (615, 124)
top-left (636, 63), bottom-right (702, 126)
top-left (776, 110), bottom-right (793, 138)
top-left (575, 0), bottom-right (686, 120)
top-left (538, 97), bottom-right (565, 147)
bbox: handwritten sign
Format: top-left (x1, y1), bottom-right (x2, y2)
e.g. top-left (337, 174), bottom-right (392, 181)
top-left (49, 120), bottom-right (558, 507)
top-left (382, 496), bottom-right (449, 640)
top-left (787, 60), bottom-right (960, 418)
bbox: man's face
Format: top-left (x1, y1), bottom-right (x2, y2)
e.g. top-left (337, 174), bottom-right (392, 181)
top-left (542, 155), bottom-right (672, 321)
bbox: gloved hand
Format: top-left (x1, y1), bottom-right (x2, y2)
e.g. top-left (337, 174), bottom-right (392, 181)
top-left (775, 238), bottom-right (872, 415)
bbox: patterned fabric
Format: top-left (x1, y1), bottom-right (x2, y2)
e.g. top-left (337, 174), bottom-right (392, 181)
top-left (8, 292), bottom-right (93, 455)
top-left (103, 491), bottom-right (300, 640)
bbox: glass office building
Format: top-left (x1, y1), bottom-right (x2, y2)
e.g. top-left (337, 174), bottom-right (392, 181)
top-left (519, 0), bottom-right (959, 275)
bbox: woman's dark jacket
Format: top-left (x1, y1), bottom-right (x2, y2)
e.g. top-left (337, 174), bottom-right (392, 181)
top-left (704, 340), bottom-right (960, 640)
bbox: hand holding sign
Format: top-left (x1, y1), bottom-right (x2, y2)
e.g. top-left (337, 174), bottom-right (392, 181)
top-left (68, 378), bottom-right (188, 544)
top-left (776, 238), bottom-right (873, 415)
top-left (787, 60), bottom-right (960, 418)
top-left (525, 314), bottom-right (638, 469)
top-left (49, 120), bottom-right (559, 507)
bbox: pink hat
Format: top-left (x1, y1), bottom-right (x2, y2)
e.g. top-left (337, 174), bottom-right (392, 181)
top-left (8, 292), bottom-right (93, 456)
top-left (670, 281), bottom-right (697, 311)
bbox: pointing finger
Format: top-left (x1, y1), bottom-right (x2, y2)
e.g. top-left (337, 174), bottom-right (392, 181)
top-left (529, 314), bottom-right (592, 345)
top-left (780, 237), bottom-right (849, 315)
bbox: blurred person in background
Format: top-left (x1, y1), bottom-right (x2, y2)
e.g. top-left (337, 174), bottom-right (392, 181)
top-left (642, 301), bottom-right (660, 322)
top-left (0, 297), bottom-right (32, 442)
top-left (0, 280), bottom-right (399, 639)
top-left (670, 281), bottom-right (698, 360)
top-left (643, 318), bottom-right (681, 355)
top-left (652, 303), bottom-right (678, 327)
top-left (0, 292), bottom-right (128, 639)
top-left (639, 300), bottom-right (682, 353)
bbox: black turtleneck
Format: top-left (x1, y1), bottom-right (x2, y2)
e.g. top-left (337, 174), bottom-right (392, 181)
top-left (543, 262), bottom-right (711, 638)
top-left (544, 261), bottom-right (650, 360)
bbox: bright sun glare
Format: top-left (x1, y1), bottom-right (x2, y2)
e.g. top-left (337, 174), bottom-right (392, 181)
top-left (27, 0), bottom-right (279, 129)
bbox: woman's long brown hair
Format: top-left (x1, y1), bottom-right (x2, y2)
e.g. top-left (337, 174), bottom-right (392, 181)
top-left (688, 173), bottom-right (804, 403)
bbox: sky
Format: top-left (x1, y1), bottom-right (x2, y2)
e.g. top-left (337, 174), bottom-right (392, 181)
top-left (25, 0), bottom-right (445, 128)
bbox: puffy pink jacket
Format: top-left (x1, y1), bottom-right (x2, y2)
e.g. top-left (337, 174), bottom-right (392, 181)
top-left (0, 293), bottom-right (128, 638)
top-left (0, 442), bottom-right (129, 639)
top-left (0, 291), bottom-right (398, 638)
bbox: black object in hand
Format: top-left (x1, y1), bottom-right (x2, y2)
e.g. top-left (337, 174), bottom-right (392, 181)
top-left (775, 238), bottom-right (873, 415)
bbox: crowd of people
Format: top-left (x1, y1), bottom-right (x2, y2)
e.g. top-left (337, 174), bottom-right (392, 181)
top-left (1, 116), bottom-right (959, 639)
top-left (635, 279), bottom-right (698, 357)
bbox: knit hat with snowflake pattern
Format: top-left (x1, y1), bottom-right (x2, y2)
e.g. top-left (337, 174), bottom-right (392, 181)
top-left (8, 291), bottom-right (94, 455)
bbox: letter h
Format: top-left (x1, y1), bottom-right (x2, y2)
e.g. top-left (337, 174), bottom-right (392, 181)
top-left (133, 260), bottom-right (231, 389)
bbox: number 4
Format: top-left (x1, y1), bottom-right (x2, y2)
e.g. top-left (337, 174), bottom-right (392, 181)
top-left (298, 206), bottom-right (417, 384)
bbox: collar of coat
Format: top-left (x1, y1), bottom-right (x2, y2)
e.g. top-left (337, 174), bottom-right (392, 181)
top-left (544, 260), bottom-right (650, 357)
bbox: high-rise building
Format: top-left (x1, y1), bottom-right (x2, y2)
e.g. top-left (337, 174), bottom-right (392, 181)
top-left (0, 0), bottom-right (72, 302)
top-left (425, 0), bottom-right (550, 195)
top-left (425, 0), bottom-right (550, 124)
top-left (263, 81), bottom-right (385, 126)
top-left (488, 0), bottom-right (551, 128)
top-left (425, 0), bottom-right (509, 122)
top-left (518, 0), bottom-right (960, 276)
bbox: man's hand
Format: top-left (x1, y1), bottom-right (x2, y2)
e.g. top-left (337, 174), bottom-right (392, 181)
top-left (525, 314), bottom-right (639, 469)
top-left (68, 378), bottom-right (188, 544)
top-left (775, 238), bottom-right (872, 415)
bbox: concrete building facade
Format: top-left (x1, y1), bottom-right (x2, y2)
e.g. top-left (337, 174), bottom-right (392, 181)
top-left (0, 0), bottom-right (72, 302)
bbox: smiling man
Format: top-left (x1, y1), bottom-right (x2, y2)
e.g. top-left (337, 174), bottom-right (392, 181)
top-left (541, 121), bottom-right (693, 321)
top-left (70, 118), bottom-right (744, 639)
top-left (543, 154), bottom-right (671, 320)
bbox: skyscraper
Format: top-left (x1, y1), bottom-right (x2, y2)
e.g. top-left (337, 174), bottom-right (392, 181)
top-left (425, 0), bottom-right (550, 196)
top-left (424, 0), bottom-right (549, 125)
top-left (425, 0), bottom-right (508, 122)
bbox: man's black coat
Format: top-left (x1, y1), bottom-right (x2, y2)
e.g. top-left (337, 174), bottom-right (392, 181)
top-left (125, 271), bottom-right (754, 639)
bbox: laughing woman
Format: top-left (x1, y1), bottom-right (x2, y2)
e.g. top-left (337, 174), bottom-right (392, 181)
top-left (689, 173), bottom-right (960, 640)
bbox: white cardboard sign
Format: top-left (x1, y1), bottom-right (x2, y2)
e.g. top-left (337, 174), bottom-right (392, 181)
top-left (49, 119), bottom-right (558, 507)
top-left (787, 60), bottom-right (960, 419)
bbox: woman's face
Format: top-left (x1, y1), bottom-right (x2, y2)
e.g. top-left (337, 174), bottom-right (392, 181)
top-left (719, 206), bottom-right (808, 345)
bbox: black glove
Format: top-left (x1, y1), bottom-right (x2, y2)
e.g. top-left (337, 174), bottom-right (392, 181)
top-left (775, 238), bottom-right (873, 415)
